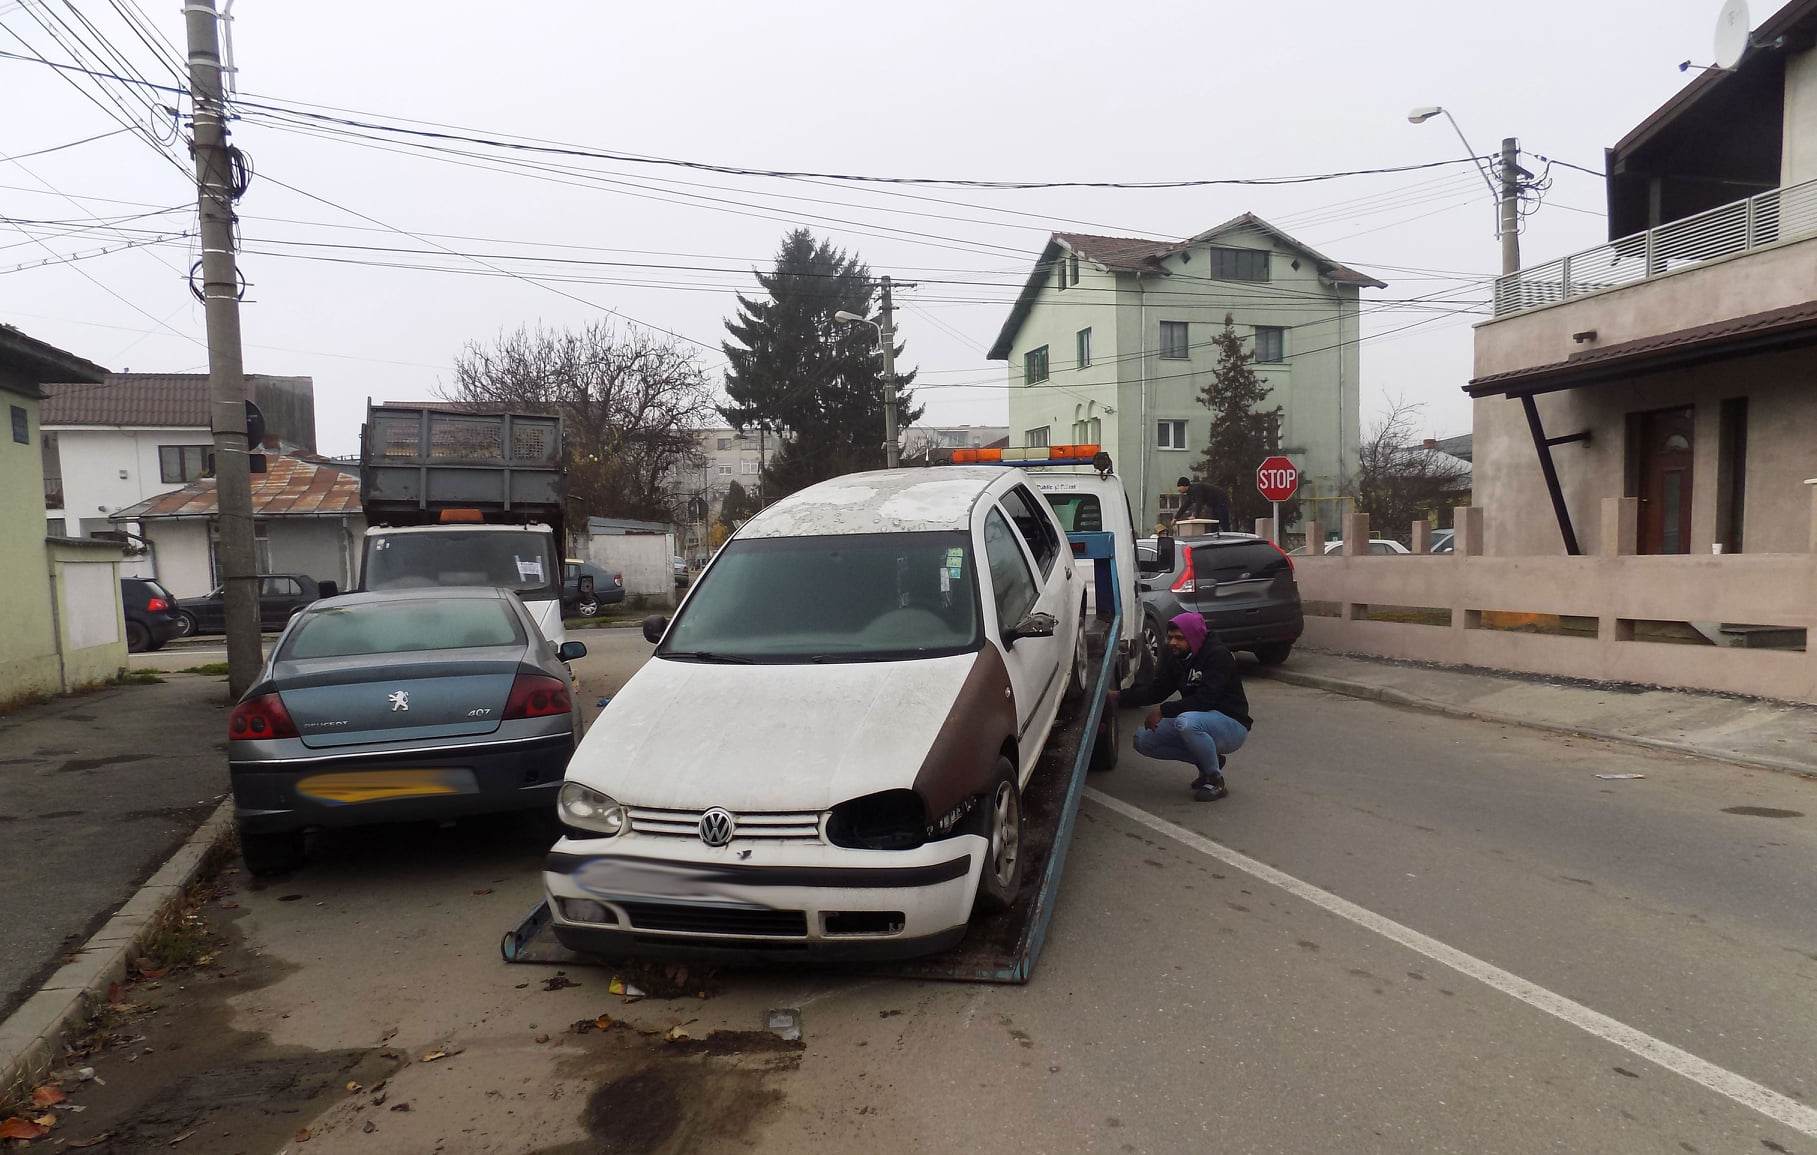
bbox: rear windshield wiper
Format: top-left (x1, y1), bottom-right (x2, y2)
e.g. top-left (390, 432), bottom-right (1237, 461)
top-left (662, 650), bottom-right (754, 664)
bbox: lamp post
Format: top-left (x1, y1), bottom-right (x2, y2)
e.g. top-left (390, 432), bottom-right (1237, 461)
top-left (1409, 106), bottom-right (1521, 275)
top-left (834, 301), bottom-right (900, 469)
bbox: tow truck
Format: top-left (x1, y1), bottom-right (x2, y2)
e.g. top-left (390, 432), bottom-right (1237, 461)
top-left (502, 445), bottom-right (1137, 984)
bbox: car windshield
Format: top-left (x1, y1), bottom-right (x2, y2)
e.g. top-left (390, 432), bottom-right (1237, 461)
top-left (1042, 493), bottom-right (1104, 533)
top-left (283, 599), bottom-right (525, 659)
top-left (362, 530), bottom-right (557, 595)
top-left (660, 532), bottom-right (981, 663)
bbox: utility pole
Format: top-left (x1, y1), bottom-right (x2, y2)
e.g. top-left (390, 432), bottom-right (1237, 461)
top-left (1499, 137), bottom-right (1521, 276)
top-left (878, 275), bottom-right (900, 469)
top-left (185, 0), bottom-right (259, 698)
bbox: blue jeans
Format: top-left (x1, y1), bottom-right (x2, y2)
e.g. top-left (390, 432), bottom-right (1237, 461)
top-left (1131, 710), bottom-right (1248, 778)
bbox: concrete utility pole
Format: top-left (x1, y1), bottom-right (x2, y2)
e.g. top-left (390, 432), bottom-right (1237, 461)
top-left (878, 276), bottom-right (900, 469)
top-left (1499, 137), bottom-right (1521, 276)
top-left (185, 0), bottom-right (259, 698)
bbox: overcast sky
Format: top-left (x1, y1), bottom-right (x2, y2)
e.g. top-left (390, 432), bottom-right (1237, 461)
top-left (2, 0), bottom-right (1786, 457)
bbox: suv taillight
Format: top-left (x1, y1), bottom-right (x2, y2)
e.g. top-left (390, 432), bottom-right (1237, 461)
top-left (146, 597), bottom-right (170, 612)
top-left (505, 673), bottom-right (571, 719)
top-left (1171, 548), bottom-right (1197, 594)
top-left (229, 693), bottom-right (299, 740)
top-left (1268, 541), bottom-right (1295, 574)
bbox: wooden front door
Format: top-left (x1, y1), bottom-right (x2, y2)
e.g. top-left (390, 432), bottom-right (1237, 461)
top-left (1637, 407), bottom-right (1694, 554)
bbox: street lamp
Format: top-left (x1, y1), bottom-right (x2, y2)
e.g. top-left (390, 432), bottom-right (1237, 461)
top-left (1408, 105), bottom-right (1520, 275)
top-left (833, 309), bottom-right (901, 469)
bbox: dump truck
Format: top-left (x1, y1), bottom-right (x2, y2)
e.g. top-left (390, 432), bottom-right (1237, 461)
top-left (357, 404), bottom-right (573, 646)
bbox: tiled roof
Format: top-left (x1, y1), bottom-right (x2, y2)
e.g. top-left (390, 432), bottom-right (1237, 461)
top-left (41, 373), bottom-right (308, 427)
top-left (111, 454), bottom-right (363, 520)
top-left (1053, 232), bottom-right (1176, 272)
top-left (0, 324), bottom-right (106, 396)
top-left (1466, 300), bottom-right (1817, 396)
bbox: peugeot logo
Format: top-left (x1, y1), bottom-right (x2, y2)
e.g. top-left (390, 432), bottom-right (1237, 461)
top-left (387, 690), bottom-right (410, 712)
top-left (698, 808), bottom-right (735, 848)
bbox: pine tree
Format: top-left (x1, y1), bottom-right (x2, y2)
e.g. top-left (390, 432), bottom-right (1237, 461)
top-left (721, 229), bottom-right (920, 499)
top-left (1193, 314), bottom-right (1296, 530)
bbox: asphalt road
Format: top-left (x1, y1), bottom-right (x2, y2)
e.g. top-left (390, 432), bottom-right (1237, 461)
top-left (42, 632), bottom-right (1817, 1153)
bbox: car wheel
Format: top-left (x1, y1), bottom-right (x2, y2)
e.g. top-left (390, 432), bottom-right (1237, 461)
top-left (973, 759), bottom-right (1023, 915)
top-left (125, 620), bottom-right (150, 653)
top-left (1089, 698), bottom-right (1119, 772)
top-left (1136, 616), bottom-right (1163, 686)
top-left (575, 597), bottom-right (600, 618)
top-left (174, 610), bottom-right (197, 638)
top-left (239, 829), bottom-right (306, 876)
top-left (1061, 618), bottom-right (1089, 708)
top-left (1253, 642), bottom-right (1293, 667)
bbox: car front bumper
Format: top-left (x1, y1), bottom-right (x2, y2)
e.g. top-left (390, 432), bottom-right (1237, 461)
top-left (541, 832), bottom-right (988, 963)
top-left (230, 734), bottom-right (573, 834)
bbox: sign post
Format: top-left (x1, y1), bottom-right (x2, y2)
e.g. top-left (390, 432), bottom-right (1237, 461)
top-left (1256, 456), bottom-right (1300, 546)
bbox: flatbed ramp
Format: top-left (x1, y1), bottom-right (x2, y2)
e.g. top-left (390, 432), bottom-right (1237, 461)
top-left (504, 532), bottom-right (1122, 985)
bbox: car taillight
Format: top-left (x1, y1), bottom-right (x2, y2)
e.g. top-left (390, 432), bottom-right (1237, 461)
top-left (146, 597), bottom-right (170, 611)
top-left (1171, 548), bottom-right (1197, 594)
top-left (505, 673), bottom-right (571, 719)
top-left (229, 693), bottom-right (298, 740)
top-left (1268, 541), bottom-right (1295, 574)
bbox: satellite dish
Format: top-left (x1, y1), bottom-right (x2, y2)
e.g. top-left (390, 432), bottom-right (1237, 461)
top-left (1714, 0), bottom-right (1750, 70)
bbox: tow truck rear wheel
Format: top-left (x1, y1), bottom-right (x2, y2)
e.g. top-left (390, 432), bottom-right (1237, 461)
top-left (974, 759), bottom-right (1023, 914)
top-left (1089, 695), bottom-right (1120, 771)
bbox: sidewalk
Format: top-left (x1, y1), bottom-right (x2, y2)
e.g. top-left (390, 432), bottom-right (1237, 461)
top-left (1255, 648), bottom-right (1817, 777)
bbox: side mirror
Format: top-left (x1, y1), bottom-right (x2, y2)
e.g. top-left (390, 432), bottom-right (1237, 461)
top-left (316, 580), bottom-right (339, 599)
top-left (577, 574), bottom-right (595, 596)
top-left (642, 614), bottom-right (669, 644)
top-left (1003, 610), bottom-right (1057, 646)
top-left (557, 640), bottom-right (588, 662)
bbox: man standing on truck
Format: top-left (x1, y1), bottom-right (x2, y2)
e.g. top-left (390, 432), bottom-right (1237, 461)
top-left (1175, 476), bottom-right (1232, 531)
top-left (1112, 612), bottom-right (1250, 801)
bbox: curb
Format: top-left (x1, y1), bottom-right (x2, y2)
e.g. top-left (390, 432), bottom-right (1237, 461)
top-left (1254, 667), bottom-right (1817, 780)
top-left (0, 798), bottom-right (236, 1093)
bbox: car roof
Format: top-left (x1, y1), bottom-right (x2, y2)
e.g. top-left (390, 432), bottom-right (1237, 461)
top-left (738, 467), bottom-right (1016, 539)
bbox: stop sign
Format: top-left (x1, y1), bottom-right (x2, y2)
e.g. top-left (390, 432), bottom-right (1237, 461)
top-left (1256, 456), bottom-right (1299, 502)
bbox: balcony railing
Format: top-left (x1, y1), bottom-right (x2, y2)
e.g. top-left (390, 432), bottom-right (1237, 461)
top-left (1492, 178), bottom-right (1817, 317)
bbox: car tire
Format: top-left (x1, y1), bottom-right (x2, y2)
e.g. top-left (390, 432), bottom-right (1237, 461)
top-left (239, 829), bottom-right (305, 876)
top-left (174, 610), bottom-right (197, 638)
top-left (1089, 698), bottom-right (1119, 772)
top-left (1136, 615), bottom-right (1163, 686)
top-left (125, 620), bottom-right (150, 653)
top-left (973, 759), bottom-right (1023, 915)
top-left (1061, 618), bottom-right (1089, 709)
top-left (1252, 642), bottom-right (1293, 667)
top-left (576, 597), bottom-right (600, 618)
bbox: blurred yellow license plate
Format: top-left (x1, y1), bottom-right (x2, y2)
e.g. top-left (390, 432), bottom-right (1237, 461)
top-left (298, 769), bottom-right (477, 804)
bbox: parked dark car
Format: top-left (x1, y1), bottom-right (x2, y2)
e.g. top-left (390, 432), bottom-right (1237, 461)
top-left (121, 577), bottom-right (184, 653)
top-left (226, 586), bottom-right (588, 874)
top-left (176, 573), bottom-right (323, 637)
top-left (1134, 533), bottom-right (1303, 676)
top-left (562, 560), bottom-right (624, 617)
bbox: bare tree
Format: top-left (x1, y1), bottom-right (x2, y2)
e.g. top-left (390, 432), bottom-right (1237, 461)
top-left (444, 322), bottom-right (714, 523)
top-left (1355, 396), bottom-right (1472, 540)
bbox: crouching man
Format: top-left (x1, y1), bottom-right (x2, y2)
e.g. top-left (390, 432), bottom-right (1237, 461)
top-left (1112, 612), bottom-right (1251, 801)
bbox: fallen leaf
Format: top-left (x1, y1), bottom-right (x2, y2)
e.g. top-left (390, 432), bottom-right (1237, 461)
top-left (67, 1133), bottom-right (112, 1148)
top-left (168, 1129), bottom-right (197, 1146)
top-left (535, 1033), bottom-right (550, 1044)
top-left (542, 974), bottom-right (579, 992)
top-left (371, 1091), bottom-right (388, 1107)
top-left (295, 1125), bottom-right (312, 1141)
top-left (0, 1117), bottom-right (50, 1141)
top-left (32, 1113), bottom-right (57, 1128)
top-left (345, 1080), bottom-right (363, 1093)
top-left (665, 1026), bottom-right (689, 1042)
top-left (278, 894), bottom-right (303, 902)
top-left (420, 1050), bottom-right (447, 1063)
top-left (380, 1050), bottom-right (400, 1060)
top-left (363, 1120), bottom-right (377, 1133)
top-left (379, 1027), bottom-right (399, 1043)
top-left (472, 888), bottom-right (493, 895)
top-left (32, 1085), bottom-right (67, 1107)
top-left (390, 1101), bottom-right (412, 1112)
top-left (594, 1014), bottom-right (612, 1030)
top-left (371, 1080), bottom-right (387, 1093)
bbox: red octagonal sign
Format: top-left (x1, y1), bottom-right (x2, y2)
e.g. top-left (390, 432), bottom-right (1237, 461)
top-left (1256, 456), bottom-right (1299, 502)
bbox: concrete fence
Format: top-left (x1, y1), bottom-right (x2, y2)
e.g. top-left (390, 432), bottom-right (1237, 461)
top-left (1286, 501), bottom-right (1817, 704)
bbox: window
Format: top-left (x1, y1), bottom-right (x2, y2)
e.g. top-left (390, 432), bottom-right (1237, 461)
top-left (716, 437), bottom-right (733, 451)
top-left (1253, 325), bottom-right (1284, 363)
top-left (1071, 417), bottom-right (1101, 444)
top-left (159, 444), bottom-right (209, 484)
top-left (1055, 253), bottom-right (1079, 290)
top-left (982, 510), bottom-right (1039, 629)
top-left (718, 464), bottom-right (734, 476)
top-left (1042, 492), bottom-right (1103, 533)
top-left (46, 517), bottom-right (66, 537)
top-left (1157, 420), bottom-right (1188, 449)
top-left (740, 459), bottom-right (760, 475)
top-left (10, 405), bottom-right (26, 445)
top-left (260, 576), bottom-right (302, 598)
top-left (1209, 247), bottom-right (1269, 282)
top-left (284, 599), bottom-right (525, 660)
top-left (1024, 345), bottom-right (1050, 384)
top-left (1024, 427), bottom-right (1050, 448)
top-left (999, 484), bottom-right (1061, 576)
top-left (1159, 321), bottom-right (1189, 359)
top-left (1076, 327), bottom-right (1092, 368)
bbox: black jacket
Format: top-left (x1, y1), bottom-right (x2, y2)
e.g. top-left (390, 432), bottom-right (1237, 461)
top-left (1122, 633), bottom-right (1252, 728)
top-left (1179, 481), bottom-right (1232, 529)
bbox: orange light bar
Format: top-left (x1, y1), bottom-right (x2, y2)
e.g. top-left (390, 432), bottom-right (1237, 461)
top-left (438, 508), bottom-right (485, 523)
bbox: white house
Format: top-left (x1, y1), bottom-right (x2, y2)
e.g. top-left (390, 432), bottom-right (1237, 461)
top-left (989, 216), bottom-right (1383, 532)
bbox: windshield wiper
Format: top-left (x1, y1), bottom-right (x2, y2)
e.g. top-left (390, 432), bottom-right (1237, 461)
top-left (662, 650), bottom-right (754, 664)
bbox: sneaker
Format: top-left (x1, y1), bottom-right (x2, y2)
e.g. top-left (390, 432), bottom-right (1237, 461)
top-left (1190, 770), bottom-right (1214, 790)
top-left (1194, 773), bottom-right (1229, 802)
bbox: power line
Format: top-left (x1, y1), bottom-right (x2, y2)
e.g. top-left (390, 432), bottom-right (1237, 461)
top-left (1527, 152), bottom-right (1604, 179)
top-left (0, 125), bottom-right (135, 161)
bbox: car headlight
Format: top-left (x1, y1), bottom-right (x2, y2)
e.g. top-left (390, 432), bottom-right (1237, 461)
top-left (558, 782), bottom-right (626, 837)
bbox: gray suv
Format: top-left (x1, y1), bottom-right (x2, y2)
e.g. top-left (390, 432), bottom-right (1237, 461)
top-left (1135, 533), bottom-right (1302, 679)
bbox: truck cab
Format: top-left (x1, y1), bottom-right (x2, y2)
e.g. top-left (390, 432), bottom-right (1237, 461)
top-left (1026, 464), bottom-right (1141, 693)
top-left (359, 522), bottom-right (566, 645)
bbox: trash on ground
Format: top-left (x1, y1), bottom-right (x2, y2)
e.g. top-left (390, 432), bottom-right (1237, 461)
top-left (766, 1007), bottom-right (803, 1042)
top-left (543, 972), bottom-right (581, 991)
top-left (1595, 773), bottom-right (1646, 780)
top-left (608, 976), bottom-right (647, 998)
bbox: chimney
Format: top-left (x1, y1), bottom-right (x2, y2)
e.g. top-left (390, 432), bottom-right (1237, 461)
top-left (1422, 438), bottom-right (1438, 450)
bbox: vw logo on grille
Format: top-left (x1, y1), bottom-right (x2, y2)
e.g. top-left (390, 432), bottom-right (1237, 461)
top-left (698, 808), bottom-right (735, 847)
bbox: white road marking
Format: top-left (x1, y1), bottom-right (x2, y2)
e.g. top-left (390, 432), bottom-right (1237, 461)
top-left (1084, 787), bottom-right (1817, 1139)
